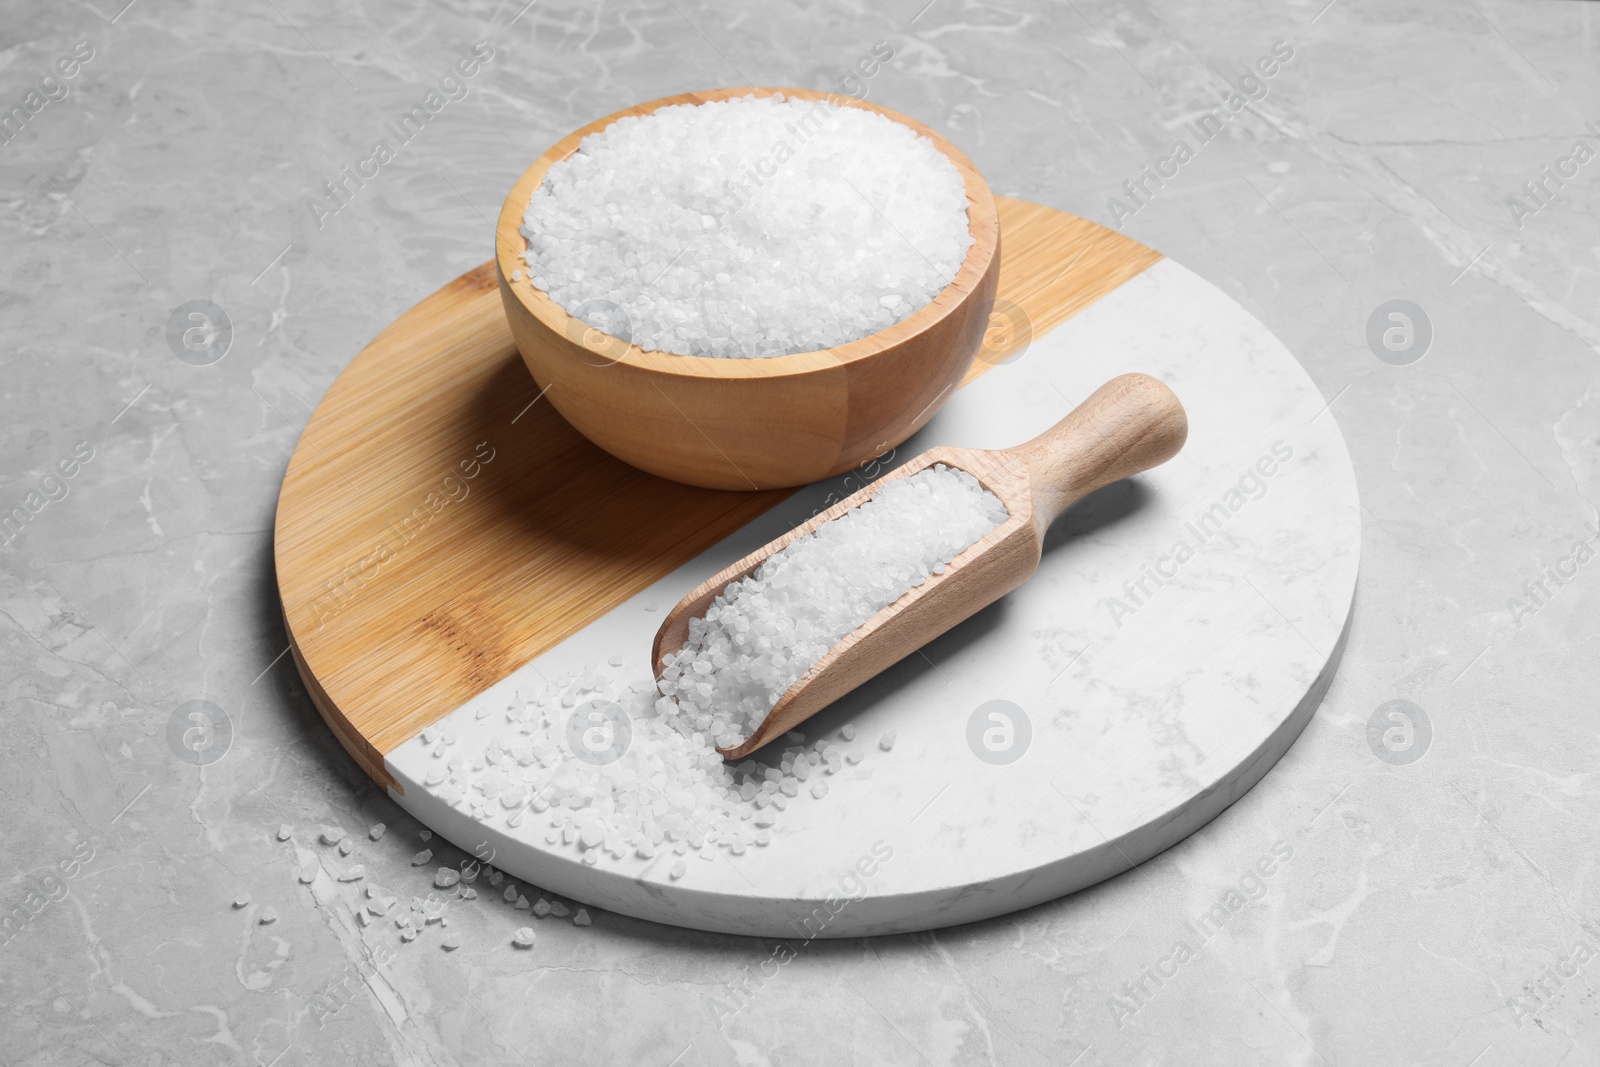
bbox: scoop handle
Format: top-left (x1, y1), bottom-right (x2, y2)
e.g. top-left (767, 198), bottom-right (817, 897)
top-left (1010, 372), bottom-right (1188, 526)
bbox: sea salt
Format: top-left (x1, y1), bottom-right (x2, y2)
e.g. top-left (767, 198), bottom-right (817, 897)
top-left (521, 94), bottom-right (974, 358)
top-left (658, 465), bottom-right (1006, 746)
top-left (401, 470), bottom-right (999, 865)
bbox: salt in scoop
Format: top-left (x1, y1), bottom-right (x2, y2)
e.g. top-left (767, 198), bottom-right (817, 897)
top-left (651, 373), bottom-right (1189, 759)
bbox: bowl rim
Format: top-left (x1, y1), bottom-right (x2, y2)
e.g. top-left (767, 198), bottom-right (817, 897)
top-left (494, 85), bottom-right (1000, 381)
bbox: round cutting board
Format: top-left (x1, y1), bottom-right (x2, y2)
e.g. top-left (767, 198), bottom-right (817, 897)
top-left (274, 197), bottom-right (1359, 937)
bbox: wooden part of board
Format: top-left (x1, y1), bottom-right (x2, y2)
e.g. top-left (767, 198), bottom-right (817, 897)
top-left (272, 198), bottom-right (1161, 792)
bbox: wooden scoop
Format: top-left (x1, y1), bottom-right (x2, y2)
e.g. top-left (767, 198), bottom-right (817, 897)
top-left (651, 372), bottom-right (1189, 760)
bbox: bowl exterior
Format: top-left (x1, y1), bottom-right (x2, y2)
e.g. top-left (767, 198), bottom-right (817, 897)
top-left (497, 248), bottom-right (997, 491)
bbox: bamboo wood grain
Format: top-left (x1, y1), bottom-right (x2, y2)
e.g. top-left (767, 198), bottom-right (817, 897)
top-left (273, 197), bottom-right (1161, 793)
top-left (652, 374), bottom-right (1188, 759)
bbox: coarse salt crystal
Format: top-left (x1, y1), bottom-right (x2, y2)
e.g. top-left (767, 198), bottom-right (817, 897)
top-left (658, 466), bottom-right (1005, 747)
top-left (521, 96), bottom-right (973, 359)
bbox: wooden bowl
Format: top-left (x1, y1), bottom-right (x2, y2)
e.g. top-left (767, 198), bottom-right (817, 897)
top-left (494, 86), bottom-right (1001, 491)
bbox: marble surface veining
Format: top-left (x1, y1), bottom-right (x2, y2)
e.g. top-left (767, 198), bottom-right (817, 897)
top-left (2, 0), bottom-right (1598, 1063)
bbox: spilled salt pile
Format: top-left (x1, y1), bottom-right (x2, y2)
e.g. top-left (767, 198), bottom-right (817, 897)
top-left (409, 465), bottom-right (1002, 867)
top-left (658, 464), bottom-right (1007, 748)
top-left (421, 668), bottom-right (856, 862)
top-left (520, 94), bottom-right (973, 358)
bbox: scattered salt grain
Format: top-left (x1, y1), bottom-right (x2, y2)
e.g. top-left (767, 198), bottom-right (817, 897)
top-left (297, 862), bottom-right (318, 884)
top-left (258, 907), bottom-right (277, 924)
top-left (419, 830), bottom-right (433, 842)
top-left (512, 927), bottom-right (536, 948)
top-left (658, 465), bottom-right (1006, 747)
top-left (434, 868), bottom-right (460, 889)
top-left (532, 898), bottom-right (551, 918)
top-left (515, 895), bottom-right (530, 911)
top-left (401, 928), bottom-right (418, 943)
top-left (503, 885), bottom-right (518, 903)
top-left (840, 725), bottom-right (856, 741)
top-left (442, 932), bottom-right (462, 951)
top-left (368, 822), bottom-right (386, 841)
top-left (275, 825), bottom-right (293, 842)
top-left (337, 838), bottom-right (354, 856)
top-left (879, 731), bottom-right (897, 751)
top-left (411, 849), bottom-right (433, 866)
top-left (670, 860), bottom-right (686, 880)
top-left (521, 95), bottom-right (974, 359)
top-left (232, 893), bottom-right (250, 909)
top-left (338, 865), bottom-right (365, 882)
top-left (319, 827), bottom-right (343, 845)
top-left (550, 901), bottom-right (570, 918)
top-left (573, 909), bottom-right (592, 927)
top-left (810, 780), bottom-right (829, 800)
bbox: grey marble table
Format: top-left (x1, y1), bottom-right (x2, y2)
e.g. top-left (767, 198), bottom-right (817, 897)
top-left (3, 1), bottom-right (1597, 1064)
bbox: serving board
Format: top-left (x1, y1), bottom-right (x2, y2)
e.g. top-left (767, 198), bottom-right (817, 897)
top-left (274, 197), bottom-right (1359, 937)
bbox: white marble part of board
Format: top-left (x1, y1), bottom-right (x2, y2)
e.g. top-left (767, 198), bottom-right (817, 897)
top-left (385, 258), bottom-right (1361, 937)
